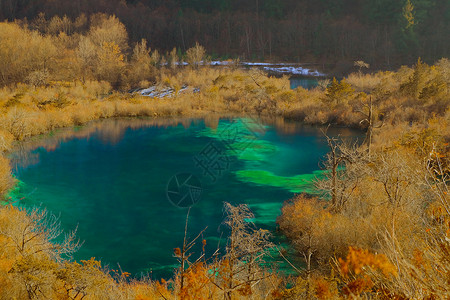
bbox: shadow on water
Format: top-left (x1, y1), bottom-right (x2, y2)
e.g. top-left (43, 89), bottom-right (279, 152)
top-left (8, 116), bottom-right (362, 279)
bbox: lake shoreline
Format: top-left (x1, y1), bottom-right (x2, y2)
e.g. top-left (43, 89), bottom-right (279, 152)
top-left (6, 114), bottom-right (363, 160)
top-left (8, 116), bottom-right (349, 278)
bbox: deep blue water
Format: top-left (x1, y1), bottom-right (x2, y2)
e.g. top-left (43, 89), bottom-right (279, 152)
top-left (9, 117), bottom-right (357, 279)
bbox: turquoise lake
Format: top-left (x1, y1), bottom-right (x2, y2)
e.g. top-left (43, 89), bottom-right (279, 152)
top-left (289, 77), bottom-right (318, 90)
top-left (9, 117), bottom-right (357, 279)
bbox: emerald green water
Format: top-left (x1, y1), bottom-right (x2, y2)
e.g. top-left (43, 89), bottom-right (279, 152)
top-left (9, 117), bottom-right (358, 278)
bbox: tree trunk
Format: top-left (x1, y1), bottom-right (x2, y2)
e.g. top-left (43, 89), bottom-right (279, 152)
top-left (366, 96), bottom-right (373, 157)
top-left (331, 149), bottom-right (337, 208)
top-left (305, 245), bottom-right (312, 300)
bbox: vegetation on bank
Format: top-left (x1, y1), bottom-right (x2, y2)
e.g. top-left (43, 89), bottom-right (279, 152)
top-left (0, 15), bottom-right (449, 299)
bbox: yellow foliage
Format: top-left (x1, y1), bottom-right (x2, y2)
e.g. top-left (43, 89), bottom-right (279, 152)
top-left (339, 247), bottom-right (397, 277)
top-left (0, 156), bottom-right (13, 196)
top-left (324, 77), bottom-right (355, 105)
top-left (338, 247), bottom-right (397, 296)
top-left (88, 14), bottom-right (129, 52)
top-left (179, 263), bottom-right (210, 300)
top-left (0, 129), bottom-right (13, 152)
top-left (0, 22), bottom-right (57, 85)
top-left (95, 42), bottom-right (126, 84)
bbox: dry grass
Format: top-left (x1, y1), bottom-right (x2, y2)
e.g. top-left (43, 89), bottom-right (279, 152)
top-left (0, 60), bottom-right (445, 148)
top-left (345, 72), bottom-right (383, 93)
top-left (0, 156), bottom-right (13, 196)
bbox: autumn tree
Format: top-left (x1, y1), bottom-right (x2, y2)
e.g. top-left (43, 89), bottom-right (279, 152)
top-left (211, 202), bottom-right (276, 300)
top-left (0, 130), bottom-right (14, 153)
top-left (0, 23), bottom-right (57, 86)
top-left (277, 194), bottom-right (358, 299)
top-left (0, 204), bottom-right (125, 299)
top-left (75, 15), bottom-right (128, 85)
top-left (0, 207), bottom-right (80, 261)
top-left (359, 147), bottom-right (426, 217)
top-left (95, 42), bottom-right (126, 86)
top-left (168, 47), bottom-right (179, 70)
top-left (0, 206), bottom-right (80, 299)
top-left (129, 39), bottom-right (157, 86)
top-left (278, 195), bottom-right (334, 278)
top-left (170, 203), bottom-right (282, 299)
top-left (355, 95), bottom-right (384, 156)
top-left (186, 42), bottom-right (206, 69)
top-left (47, 15), bottom-right (74, 36)
top-left (315, 134), bottom-right (361, 212)
top-left (344, 144), bottom-right (449, 298)
top-left (400, 57), bottom-right (429, 100)
top-left (76, 36), bottom-right (97, 82)
top-left (56, 258), bottom-right (118, 299)
top-left (88, 14), bottom-right (128, 53)
top-left (354, 60), bottom-right (370, 74)
top-left (0, 107), bottom-right (30, 140)
top-left (336, 247), bottom-right (397, 297)
top-left (324, 78), bottom-right (355, 106)
top-left (172, 208), bottom-right (208, 298)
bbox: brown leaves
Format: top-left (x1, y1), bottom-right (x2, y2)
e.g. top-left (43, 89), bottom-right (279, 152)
top-left (338, 247), bottom-right (397, 296)
top-left (178, 263), bottom-right (210, 300)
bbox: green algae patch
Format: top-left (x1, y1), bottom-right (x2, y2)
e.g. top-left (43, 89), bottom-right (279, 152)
top-left (197, 118), bottom-right (278, 162)
top-left (2, 178), bottom-right (23, 205)
top-left (235, 169), bottom-right (324, 193)
top-left (197, 118), bottom-right (267, 143)
top-left (232, 139), bottom-right (278, 161)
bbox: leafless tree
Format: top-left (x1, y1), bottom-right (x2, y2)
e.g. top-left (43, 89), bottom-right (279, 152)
top-left (356, 96), bottom-right (384, 157)
top-left (0, 207), bottom-right (81, 261)
top-left (173, 208), bottom-right (207, 297)
top-left (315, 130), bottom-right (362, 212)
top-left (209, 202), bottom-right (274, 300)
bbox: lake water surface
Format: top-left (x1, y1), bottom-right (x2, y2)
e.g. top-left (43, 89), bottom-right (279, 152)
top-left (290, 77), bottom-right (319, 90)
top-left (9, 117), bottom-right (357, 278)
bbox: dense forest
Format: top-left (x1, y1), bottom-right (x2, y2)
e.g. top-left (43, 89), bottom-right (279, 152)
top-left (1, 0), bottom-right (449, 68)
